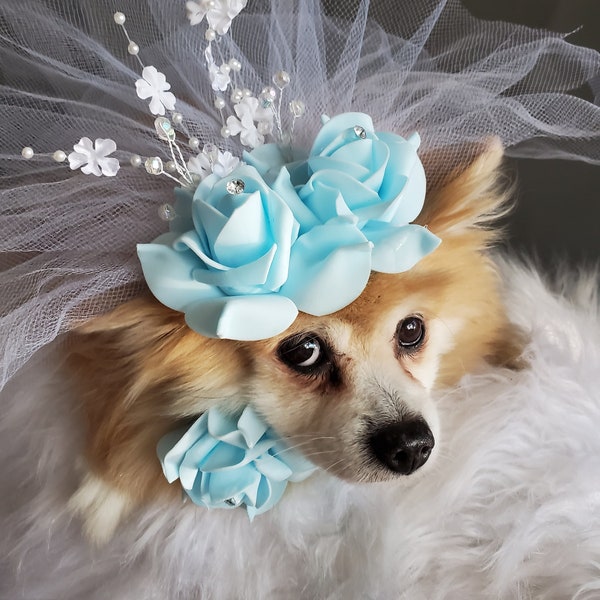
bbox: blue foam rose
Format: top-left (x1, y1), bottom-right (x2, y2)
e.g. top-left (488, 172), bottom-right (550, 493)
top-left (138, 112), bottom-right (440, 341)
top-left (158, 405), bottom-right (317, 520)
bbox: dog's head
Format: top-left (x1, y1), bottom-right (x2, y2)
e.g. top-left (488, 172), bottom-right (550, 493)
top-left (70, 141), bottom-right (523, 541)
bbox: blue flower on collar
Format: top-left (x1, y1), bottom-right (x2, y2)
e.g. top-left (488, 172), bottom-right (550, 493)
top-left (157, 405), bottom-right (317, 520)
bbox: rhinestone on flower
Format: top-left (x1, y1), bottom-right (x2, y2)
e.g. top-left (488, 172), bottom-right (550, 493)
top-left (272, 71), bottom-right (290, 89)
top-left (226, 178), bottom-right (245, 194)
top-left (145, 156), bottom-right (164, 175)
top-left (158, 203), bottom-right (177, 222)
top-left (353, 125), bottom-right (367, 139)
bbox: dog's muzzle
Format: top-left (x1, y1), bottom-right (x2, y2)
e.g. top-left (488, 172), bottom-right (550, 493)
top-left (368, 417), bottom-right (434, 475)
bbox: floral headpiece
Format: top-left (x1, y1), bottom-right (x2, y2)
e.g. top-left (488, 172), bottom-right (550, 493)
top-left (19, 1), bottom-right (439, 517)
top-left (21, 1), bottom-right (440, 342)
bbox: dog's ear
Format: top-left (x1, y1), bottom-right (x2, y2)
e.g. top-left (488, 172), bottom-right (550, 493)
top-left (68, 296), bottom-right (251, 542)
top-left (416, 137), bottom-right (511, 244)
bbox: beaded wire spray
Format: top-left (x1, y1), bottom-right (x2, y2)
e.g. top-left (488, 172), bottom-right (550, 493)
top-left (21, 5), bottom-right (306, 224)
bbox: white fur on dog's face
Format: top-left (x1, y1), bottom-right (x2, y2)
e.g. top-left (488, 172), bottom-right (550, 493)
top-left (248, 291), bottom-right (463, 482)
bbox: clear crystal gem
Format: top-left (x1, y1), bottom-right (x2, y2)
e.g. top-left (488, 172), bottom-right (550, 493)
top-left (154, 118), bottom-right (176, 142)
top-left (145, 156), bottom-right (163, 175)
top-left (289, 99), bottom-right (306, 117)
top-left (226, 179), bottom-right (245, 194)
top-left (353, 125), bottom-right (367, 139)
top-left (272, 70), bottom-right (290, 89)
top-left (158, 203), bottom-right (176, 222)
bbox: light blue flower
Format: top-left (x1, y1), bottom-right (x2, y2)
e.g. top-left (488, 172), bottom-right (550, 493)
top-left (158, 405), bottom-right (317, 520)
top-left (246, 112), bottom-right (441, 273)
top-left (138, 164), bottom-right (372, 339)
top-left (138, 112), bottom-right (440, 341)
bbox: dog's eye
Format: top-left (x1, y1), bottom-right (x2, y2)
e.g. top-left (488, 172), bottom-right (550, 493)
top-left (396, 316), bottom-right (425, 349)
top-left (277, 334), bottom-right (328, 372)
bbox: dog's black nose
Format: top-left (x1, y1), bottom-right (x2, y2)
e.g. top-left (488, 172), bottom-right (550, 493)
top-left (369, 418), bottom-right (435, 475)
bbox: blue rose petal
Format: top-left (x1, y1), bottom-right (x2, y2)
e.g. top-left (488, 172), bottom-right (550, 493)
top-left (184, 294), bottom-right (298, 340)
top-left (363, 222), bottom-right (441, 273)
top-left (137, 236), bottom-right (225, 313)
top-left (279, 218), bottom-right (372, 316)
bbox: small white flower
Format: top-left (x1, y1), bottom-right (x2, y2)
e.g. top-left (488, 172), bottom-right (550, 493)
top-left (186, 1), bottom-right (208, 25)
top-left (208, 62), bottom-right (232, 92)
top-left (226, 97), bottom-right (273, 148)
top-left (213, 150), bottom-right (240, 177)
top-left (188, 149), bottom-right (240, 179)
top-left (68, 138), bottom-right (120, 177)
top-left (206, 0), bottom-right (248, 35)
top-left (135, 66), bottom-right (176, 116)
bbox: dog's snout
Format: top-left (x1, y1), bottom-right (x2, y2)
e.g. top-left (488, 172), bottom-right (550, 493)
top-left (369, 418), bottom-right (434, 475)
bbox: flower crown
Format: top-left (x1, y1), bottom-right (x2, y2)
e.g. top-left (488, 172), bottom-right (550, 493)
top-left (21, 2), bottom-right (440, 342)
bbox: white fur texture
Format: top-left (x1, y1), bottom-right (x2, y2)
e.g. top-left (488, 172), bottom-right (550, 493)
top-left (2, 260), bottom-right (600, 599)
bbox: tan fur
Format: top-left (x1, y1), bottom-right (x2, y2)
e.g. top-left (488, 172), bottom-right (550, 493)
top-left (68, 142), bottom-right (524, 541)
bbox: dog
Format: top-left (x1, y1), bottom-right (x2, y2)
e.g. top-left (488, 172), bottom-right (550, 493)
top-left (67, 139), bottom-right (524, 545)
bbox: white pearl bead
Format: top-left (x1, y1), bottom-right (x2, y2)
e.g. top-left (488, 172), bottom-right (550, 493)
top-left (205, 28), bottom-right (216, 42)
top-left (127, 41), bottom-right (139, 56)
top-left (220, 63), bottom-right (231, 74)
top-left (130, 154), bottom-right (142, 167)
top-left (202, 0), bottom-right (215, 8)
top-left (214, 97), bottom-right (226, 110)
top-left (53, 150), bottom-right (66, 163)
top-left (242, 88), bottom-right (253, 98)
top-left (165, 160), bottom-right (177, 173)
top-left (113, 12), bottom-right (126, 25)
top-left (172, 112), bottom-right (183, 125)
top-left (220, 126), bottom-right (231, 138)
top-left (21, 147), bottom-right (34, 159)
top-left (188, 137), bottom-right (200, 150)
top-left (228, 58), bottom-right (242, 72)
top-left (230, 88), bottom-right (243, 104)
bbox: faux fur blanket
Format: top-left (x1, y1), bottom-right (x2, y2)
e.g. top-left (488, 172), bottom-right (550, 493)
top-left (2, 260), bottom-right (600, 599)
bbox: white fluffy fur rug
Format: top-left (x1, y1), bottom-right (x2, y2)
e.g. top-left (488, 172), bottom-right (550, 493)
top-left (2, 259), bottom-right (600, 599)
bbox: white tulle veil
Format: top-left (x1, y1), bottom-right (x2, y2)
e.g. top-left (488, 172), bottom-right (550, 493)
top-left (1, 0), bottom-right (599, 391)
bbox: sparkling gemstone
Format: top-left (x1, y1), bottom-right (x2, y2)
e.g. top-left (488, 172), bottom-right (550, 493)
top-left (158, 203), bottom-right (176, 222)
top-left (258, 86), bottom-right (277, 108)
top-left (202, 143), bottom-right (219, 162)
top-left (155, 117), bottom-right (176, 141)
top-left (353, 125), bottom-right (367, 139)
top-left (226, 179), bottom-right (245, 194)
top-left (289, 99), bottom-right (306, 117)
top-left (145, 156), bottom-right (163, 175)
top-left (272, 70), bottom-right (291, 89)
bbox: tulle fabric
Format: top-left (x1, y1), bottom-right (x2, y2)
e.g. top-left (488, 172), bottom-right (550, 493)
top-left (1, 0), bottom-right (599, 390)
